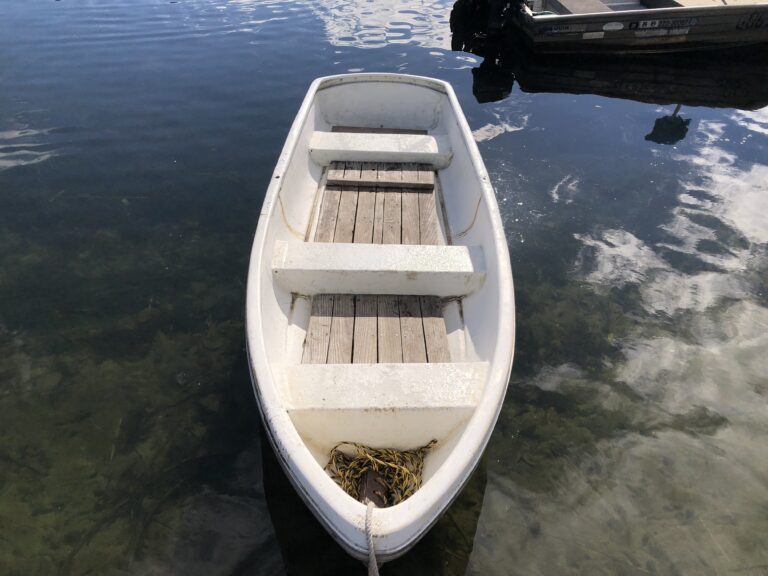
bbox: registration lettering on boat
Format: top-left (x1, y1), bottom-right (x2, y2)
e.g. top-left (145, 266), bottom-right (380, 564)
top-left (634, 27), bottom-right (691, 37)
top-left (539, 23), bottom-right (588, 35)
top-left (629, 17), bottom-right (697, 30)
top-left (736, 12), bottom-right (766, 30)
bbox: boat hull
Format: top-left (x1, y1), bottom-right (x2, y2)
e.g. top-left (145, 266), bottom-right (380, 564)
top-left (249, 351), bottom-right (482, 562)
top-left (513, 3), bottom-right (768, 53)
top-left (245, 73), bottom-right (515, 563)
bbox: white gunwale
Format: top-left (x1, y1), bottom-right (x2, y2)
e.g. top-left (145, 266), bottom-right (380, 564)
top-left (245, 73), bottom-right (515, 562)
top-left (527, 2), bottom-right (768, 18)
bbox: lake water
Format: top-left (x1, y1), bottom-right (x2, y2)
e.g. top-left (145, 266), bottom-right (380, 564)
top-left (2, 1), bottom-right (767, 574)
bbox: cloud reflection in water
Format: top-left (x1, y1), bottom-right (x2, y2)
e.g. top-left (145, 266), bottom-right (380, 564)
top-left (482, 111), bottom-right (768, 575)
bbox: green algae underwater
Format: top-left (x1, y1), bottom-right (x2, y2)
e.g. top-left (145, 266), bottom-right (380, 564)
top-left (2, 216), bottom-right (760, 575)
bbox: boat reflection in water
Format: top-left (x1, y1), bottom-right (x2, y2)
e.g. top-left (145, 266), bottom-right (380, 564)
top-left (261, 424), bottom-right (487, 575)
top-left (451, 0), bottom-right (768, 143)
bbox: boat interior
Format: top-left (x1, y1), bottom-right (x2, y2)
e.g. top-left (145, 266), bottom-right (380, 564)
top-left (536, 0), bottom-right (766, 15)
top-left (260, 78), bottom-right (502, 489)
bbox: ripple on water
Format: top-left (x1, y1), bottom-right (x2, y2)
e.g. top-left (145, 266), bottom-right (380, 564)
top-left (1, 0), bottom-right (768, 574)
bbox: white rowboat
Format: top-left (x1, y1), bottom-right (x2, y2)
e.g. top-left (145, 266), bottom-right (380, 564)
top-left (245, 73), bottom-right (515, 563)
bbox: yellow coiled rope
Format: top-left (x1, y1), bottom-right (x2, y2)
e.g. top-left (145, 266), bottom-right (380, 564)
top-left (325, 440), bottom-right (437, 506)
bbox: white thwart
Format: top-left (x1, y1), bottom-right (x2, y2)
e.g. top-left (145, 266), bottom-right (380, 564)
top-left (272, 241), bottom-right (485, 296)
top-left (275, 362), bottom-right (488, 410)
top-left (309, 131), bottom-right (453, 169)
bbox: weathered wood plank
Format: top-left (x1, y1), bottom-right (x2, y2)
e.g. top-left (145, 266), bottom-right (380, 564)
top-left (334, 186), bottom-right (358, 243)
top-left (332, 126), bottom-right (428, 135)
top-left (353, 295), bottom-right (378, 364)
top-left (302, 295), bottom-right (334, 364)
top-left (315, 186), bottom-right (342, 243)
top-left (330, 162), bottom-right (432, 189)
top-left (327, 295), bottom-right (354, 364)
top-left (342, 161), bottom-right (362, 183)
top-left (418, 186), bottom-right (441, 246)
top-left (401, 163), bottom-right (421, 186)
top-left (372, 191), bottom-right (385, 245)
top-left (353, 187), bottom-right (376, 244)
top-left (359, 162), bottom-right (378, 186)
top-left (399, 296), bottom-right (427, 363)
top-left (327, 161), bottom-right (346, 183)
top-left (382, 189), bottom-right (402, 245)
top-left (401, 189), bottom-right (420, 245)
top-left (377, 296), bottom-right (402, 363)
top-left (420, 296), bottom-right (450, 363)
top-left (377, 163), bottom-right (402, 187)
top-left (417, 164), bottom-right (435, 188)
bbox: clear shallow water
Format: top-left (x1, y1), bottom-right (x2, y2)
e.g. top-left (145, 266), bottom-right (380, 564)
top-left (1, 1), bottom-right (767, 574)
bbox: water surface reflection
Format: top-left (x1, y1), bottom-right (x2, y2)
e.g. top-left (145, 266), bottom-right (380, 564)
top-left (1, 0), bottom-right (767, 574)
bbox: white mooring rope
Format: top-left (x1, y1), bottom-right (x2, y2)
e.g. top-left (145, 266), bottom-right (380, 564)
top-left (366, 501), bottom-right (379, 576)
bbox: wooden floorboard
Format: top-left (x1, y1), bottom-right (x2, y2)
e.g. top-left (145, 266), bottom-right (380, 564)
top-left (331, 126), bottom-right (428, 135)
top-left (417, 165), bottom-right (435, 188)
top-left (401, 189), bottom-right (420, 246)
top-left (334, 186), bottom-right (358, 243)
top-left (343, 161), bottom-right (362, 183)
top-left (315, 186), bottom-right (341, 243)
top-left (418, 188), bottom-right (441, 246)
top-left (327, 162), bottom-right (345, 183)
top-left (382, 189), bottom-right (402, 245)
top-left (360, 162), bottom-right (377, 186)
top-left (302, 294), bottom-right (334, 364)
top-left (401, 163), bottom-right (421, 187)
top-left (378, 163), bottom-right (402, 187)
top-left (353, 187), bottom-right (376, 244)
top-left (372, 191), bottom-right (385, 245)
top-left (353, 295), bottom-right (378, 364)
top-left (377, 295), bottom-right (403, 363)
top-left (327, 161), bottom-right (433, 189)
top-left (400, 296), bottom-right (427, 363)
top-left (420, 296), bottom-right (451, 363)
top-left (327, 295), bottom-right (354, 364)
top-left (303, 160), bottom-right (451, 365)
